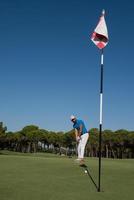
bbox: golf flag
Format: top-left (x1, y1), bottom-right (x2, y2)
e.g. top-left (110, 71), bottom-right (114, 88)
top-left (90, 9), bottom-right (109, 192)
top-left (91, 10), bottom-right (108, 49)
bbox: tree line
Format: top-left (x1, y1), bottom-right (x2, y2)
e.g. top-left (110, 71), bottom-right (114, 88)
top-left (0, 122), bottom-right (134, 159)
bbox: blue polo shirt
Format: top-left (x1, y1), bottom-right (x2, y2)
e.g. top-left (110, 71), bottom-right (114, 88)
top-left (73, 119), bottom-right (88, 135)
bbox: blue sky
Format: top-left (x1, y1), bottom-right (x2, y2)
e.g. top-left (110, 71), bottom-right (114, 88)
top-left (0, 0), bottom-right (134, 132)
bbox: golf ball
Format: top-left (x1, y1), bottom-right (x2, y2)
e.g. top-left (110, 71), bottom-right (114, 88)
top-left (84, 170), bottom-right (87, 174)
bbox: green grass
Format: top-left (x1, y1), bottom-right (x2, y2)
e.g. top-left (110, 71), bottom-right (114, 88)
top-left (0, 151), bottom-right (134, 200)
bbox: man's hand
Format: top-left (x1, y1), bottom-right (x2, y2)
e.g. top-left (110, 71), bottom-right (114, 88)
top-left (76, 136), bottom-right (80, 142)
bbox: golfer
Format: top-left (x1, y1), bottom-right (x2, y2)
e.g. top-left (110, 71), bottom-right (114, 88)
top-left (70, 115), bottom-right (89, 165)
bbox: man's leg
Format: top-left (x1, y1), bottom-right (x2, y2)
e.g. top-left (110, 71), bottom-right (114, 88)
top-left (79, 133), bottom-right (89, 160)
top-left (77, 140), bottom-right (82, 159)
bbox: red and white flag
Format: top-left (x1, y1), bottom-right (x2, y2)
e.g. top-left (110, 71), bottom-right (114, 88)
top-left (91, 10), bottom-right (108, 49)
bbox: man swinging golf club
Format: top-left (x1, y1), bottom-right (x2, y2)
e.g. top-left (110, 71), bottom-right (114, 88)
top-left (70, 115), bottom-right (89, 166)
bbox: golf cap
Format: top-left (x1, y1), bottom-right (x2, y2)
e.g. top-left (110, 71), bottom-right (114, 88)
top-left (70, 115), bottom-right (76, 120)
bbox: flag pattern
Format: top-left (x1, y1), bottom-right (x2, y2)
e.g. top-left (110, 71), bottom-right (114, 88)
top-left (91, 10), bottom-right (108, 49)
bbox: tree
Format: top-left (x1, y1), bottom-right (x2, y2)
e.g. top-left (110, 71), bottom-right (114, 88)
top-left (0, 122), bottom-right (7, 150)
top-left (87, 128), bottom-right (99, 157)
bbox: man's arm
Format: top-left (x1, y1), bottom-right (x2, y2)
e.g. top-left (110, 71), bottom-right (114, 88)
top-left (78, 124), bottom-right (83, 136)
top-left (75, 129), bottom-right (80, 142)
top-left (75, 129), bottom-right (78, 139)
top-left (75, 124), bottom-right (83, 142)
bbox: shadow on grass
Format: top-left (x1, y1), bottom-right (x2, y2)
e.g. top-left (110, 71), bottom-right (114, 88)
top-left (80, 164), bottom-right (98, 191)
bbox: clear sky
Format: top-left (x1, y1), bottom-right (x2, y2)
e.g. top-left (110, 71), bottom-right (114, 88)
top-left (0, 0), bottom-right (134, 132)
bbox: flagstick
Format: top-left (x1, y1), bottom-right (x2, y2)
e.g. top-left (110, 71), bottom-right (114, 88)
top-left (98, 48), bottom-right (104, 192)
top-left (91, 8), bottom-right (108, 192)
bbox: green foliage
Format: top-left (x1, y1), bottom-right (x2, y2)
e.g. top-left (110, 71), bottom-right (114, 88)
top-left (0, 122), bottom-right (134, 158)
top-left (0, 122), bottom-right (7, 137)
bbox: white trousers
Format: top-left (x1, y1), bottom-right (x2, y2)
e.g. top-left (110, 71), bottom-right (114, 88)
top-left (78, 133), bottom-right (89, 159)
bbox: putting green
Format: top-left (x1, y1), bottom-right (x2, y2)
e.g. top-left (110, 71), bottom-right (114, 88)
top-left (0, 152), bottom-right (134, 200)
